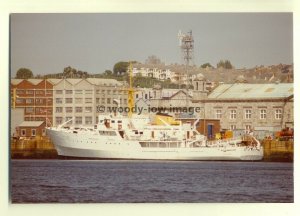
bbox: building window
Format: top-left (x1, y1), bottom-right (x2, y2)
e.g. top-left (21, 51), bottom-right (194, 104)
top-left (66, 107), bottom-right (73, 113)
top-left (96, 98), bottom-right (100, 103)
top-left (101, 98), bottom-right (105, 104)
top-left (65, 98), bottom-right (73, 103)
top-left (107, 98), bottom-right (111, 104)
top-left (35, 99), bottom-right (44, 104)
top-left (275, 109), bottom-right (282, 120)
top-left (26, 98), bottom-right (33, 104)
top-left (56, 98), bottom-right (62, 104)
top-left (75, 117), bottom-right (82, 124)
top-left (75, 107), bottom-right (82, 113)
top-left (56, 117), bottom-right (63, 125)
top-left (245, 125), bottom-right (252, 133)
top-left (55, 90), bottom-right (63, 94)
top-left (85, 107), bottom-right (92, 113)
top-left (25, 107), bottom-right (34, 114)
top-left (36, 90), bottom-right (44, 95)
top-left (16, 98), bottom-right (23, 104)
top-left (215, 109), bottom-right (222, 119)
top-left (230, 110), bottom-right (237, 119)
top-left (85, 90), bottom-right (93, 94)
top-left (75, 90), bottom-right (83, 94)
top-left (35, 107), bottom-right (42, 113)
top-left (21, 129), bottom-right (26, 136)
top-left (75, 98), bottom-right (83, 104)
top-left (96, 116), bottom-right (99, 124)
top-left (66, 117), bottom-right (73, 124)
top-left (260, 109), bottom-right (267, 119)
top-left (85, 116), bottom-right (92, 125)
top-left (46, 90), bottom-right (52, 95)
top-left (230, 125), bottom-right (236, 130)
top-left (85, 98), bottom-right (92, 103)
top-left (16, 90), bottom-right (24, 94)
top-left (31, 129), bottom-right (36, 137)
top-left (245, 109), bottom-right (252, 119)
top-left (48, 108), bottom-right (53, 114)
top-left (55, 107), bottom-right (62, 113)
top-left (26, 90), bottom-right (34, 94)
top-left (65, 90), bottom-right (73, 94)
top-left (42, 129), bottom-right (46, 136)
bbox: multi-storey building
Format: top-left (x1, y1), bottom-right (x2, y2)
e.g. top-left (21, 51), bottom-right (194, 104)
top-left (11, 79), bottom-right (54, 125)
top-left (52, 78), bottom-right (127, 126)
top-left (11, 78), bottom-right (128, 128)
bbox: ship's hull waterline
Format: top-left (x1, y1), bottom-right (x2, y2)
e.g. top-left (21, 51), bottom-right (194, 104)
top-left (47, 129), bottom-right (263, 161)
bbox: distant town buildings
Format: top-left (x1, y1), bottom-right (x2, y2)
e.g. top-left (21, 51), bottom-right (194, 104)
top-left (131, 65), bottom-right (180, 83)
top-left (131, 63), bottom-right (293, 88)
top-left (10, 65), bottom-right (294, 139)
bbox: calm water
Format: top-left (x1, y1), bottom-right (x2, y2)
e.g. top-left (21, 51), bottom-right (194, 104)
top-left (10, 160), bottom-right (293, 203)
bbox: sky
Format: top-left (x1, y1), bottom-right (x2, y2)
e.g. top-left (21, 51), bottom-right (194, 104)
top-left (10, 13), bottom-right (293, 76)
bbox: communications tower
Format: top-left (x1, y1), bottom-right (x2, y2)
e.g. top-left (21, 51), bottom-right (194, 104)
top-left (178, 30), bottom-right (194, 107)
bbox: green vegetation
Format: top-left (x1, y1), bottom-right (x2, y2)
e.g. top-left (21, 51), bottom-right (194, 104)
top-left (201, 63), bottom-right (213, 68)
top-left (113, 61), bottom-right (129, 75)
top-left (217, 60), bottom-right (234, 69)
top-left (15, 68), bottom-right (33, 79)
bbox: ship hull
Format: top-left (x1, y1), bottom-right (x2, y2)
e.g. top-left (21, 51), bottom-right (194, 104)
top-left (47, 129), bottom-right (263, 161)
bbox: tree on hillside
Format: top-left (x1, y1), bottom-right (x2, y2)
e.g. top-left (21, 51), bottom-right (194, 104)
top-left (15, 68), bottom-right (33, 79)
top-left (63, 66), bottom-right (77, 77)
top-left (217, 60), bottom-right (233, 69)
top-left (113, 61), bottom-right (129, 75)
top-left (201, 63), bottom-right (213, 69)
top-left (104, 70), bottom-right (113, 76)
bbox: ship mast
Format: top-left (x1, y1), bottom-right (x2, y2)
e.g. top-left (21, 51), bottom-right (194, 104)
top-left (127, 62), bottom-right (135, 117)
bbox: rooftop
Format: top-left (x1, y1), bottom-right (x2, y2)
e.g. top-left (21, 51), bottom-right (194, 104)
top-left (18, 121), bottom-right (44, 127)
top-left (208, 83), bottom-right (293, 99)
top-left (11, 78), bottom-right (122, 87)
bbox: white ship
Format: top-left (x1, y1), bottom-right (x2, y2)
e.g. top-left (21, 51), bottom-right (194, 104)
top-left (46, 112), bottom-right (263, 161)
top-left (46, 62), bottom-right (263, 161)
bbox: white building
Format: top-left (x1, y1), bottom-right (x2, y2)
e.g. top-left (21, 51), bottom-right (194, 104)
top-left (52, 78), bottom-right (126, 126)
top-left (132, 66), bottom-right (178, 82)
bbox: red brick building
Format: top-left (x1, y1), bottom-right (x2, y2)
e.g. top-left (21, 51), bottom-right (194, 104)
top-left (16, 121), bottom-right (46, 137)
top-left (11, 79), bottom-right (53, 125)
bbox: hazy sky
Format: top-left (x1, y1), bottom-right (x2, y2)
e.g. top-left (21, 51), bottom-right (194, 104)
top-left (10, 13), bottom-right (293, 76)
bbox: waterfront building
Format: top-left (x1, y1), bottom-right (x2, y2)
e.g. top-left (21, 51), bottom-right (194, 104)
top-left (11, 79), bottom-right (54, 125)
top-left (10, 76), bottom-right (294, 136)
top-left (16, 121), bottom-right (46, 137)
top-left (11, 78), bottom-right (127, 128)
top-left (200, 83), bottom-right (294, 133)
top-left (52, 78), bottom-right (126, 126)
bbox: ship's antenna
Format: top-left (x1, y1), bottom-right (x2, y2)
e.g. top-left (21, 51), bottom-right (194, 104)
top-left (127, 61), bottom-right (135, 117)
